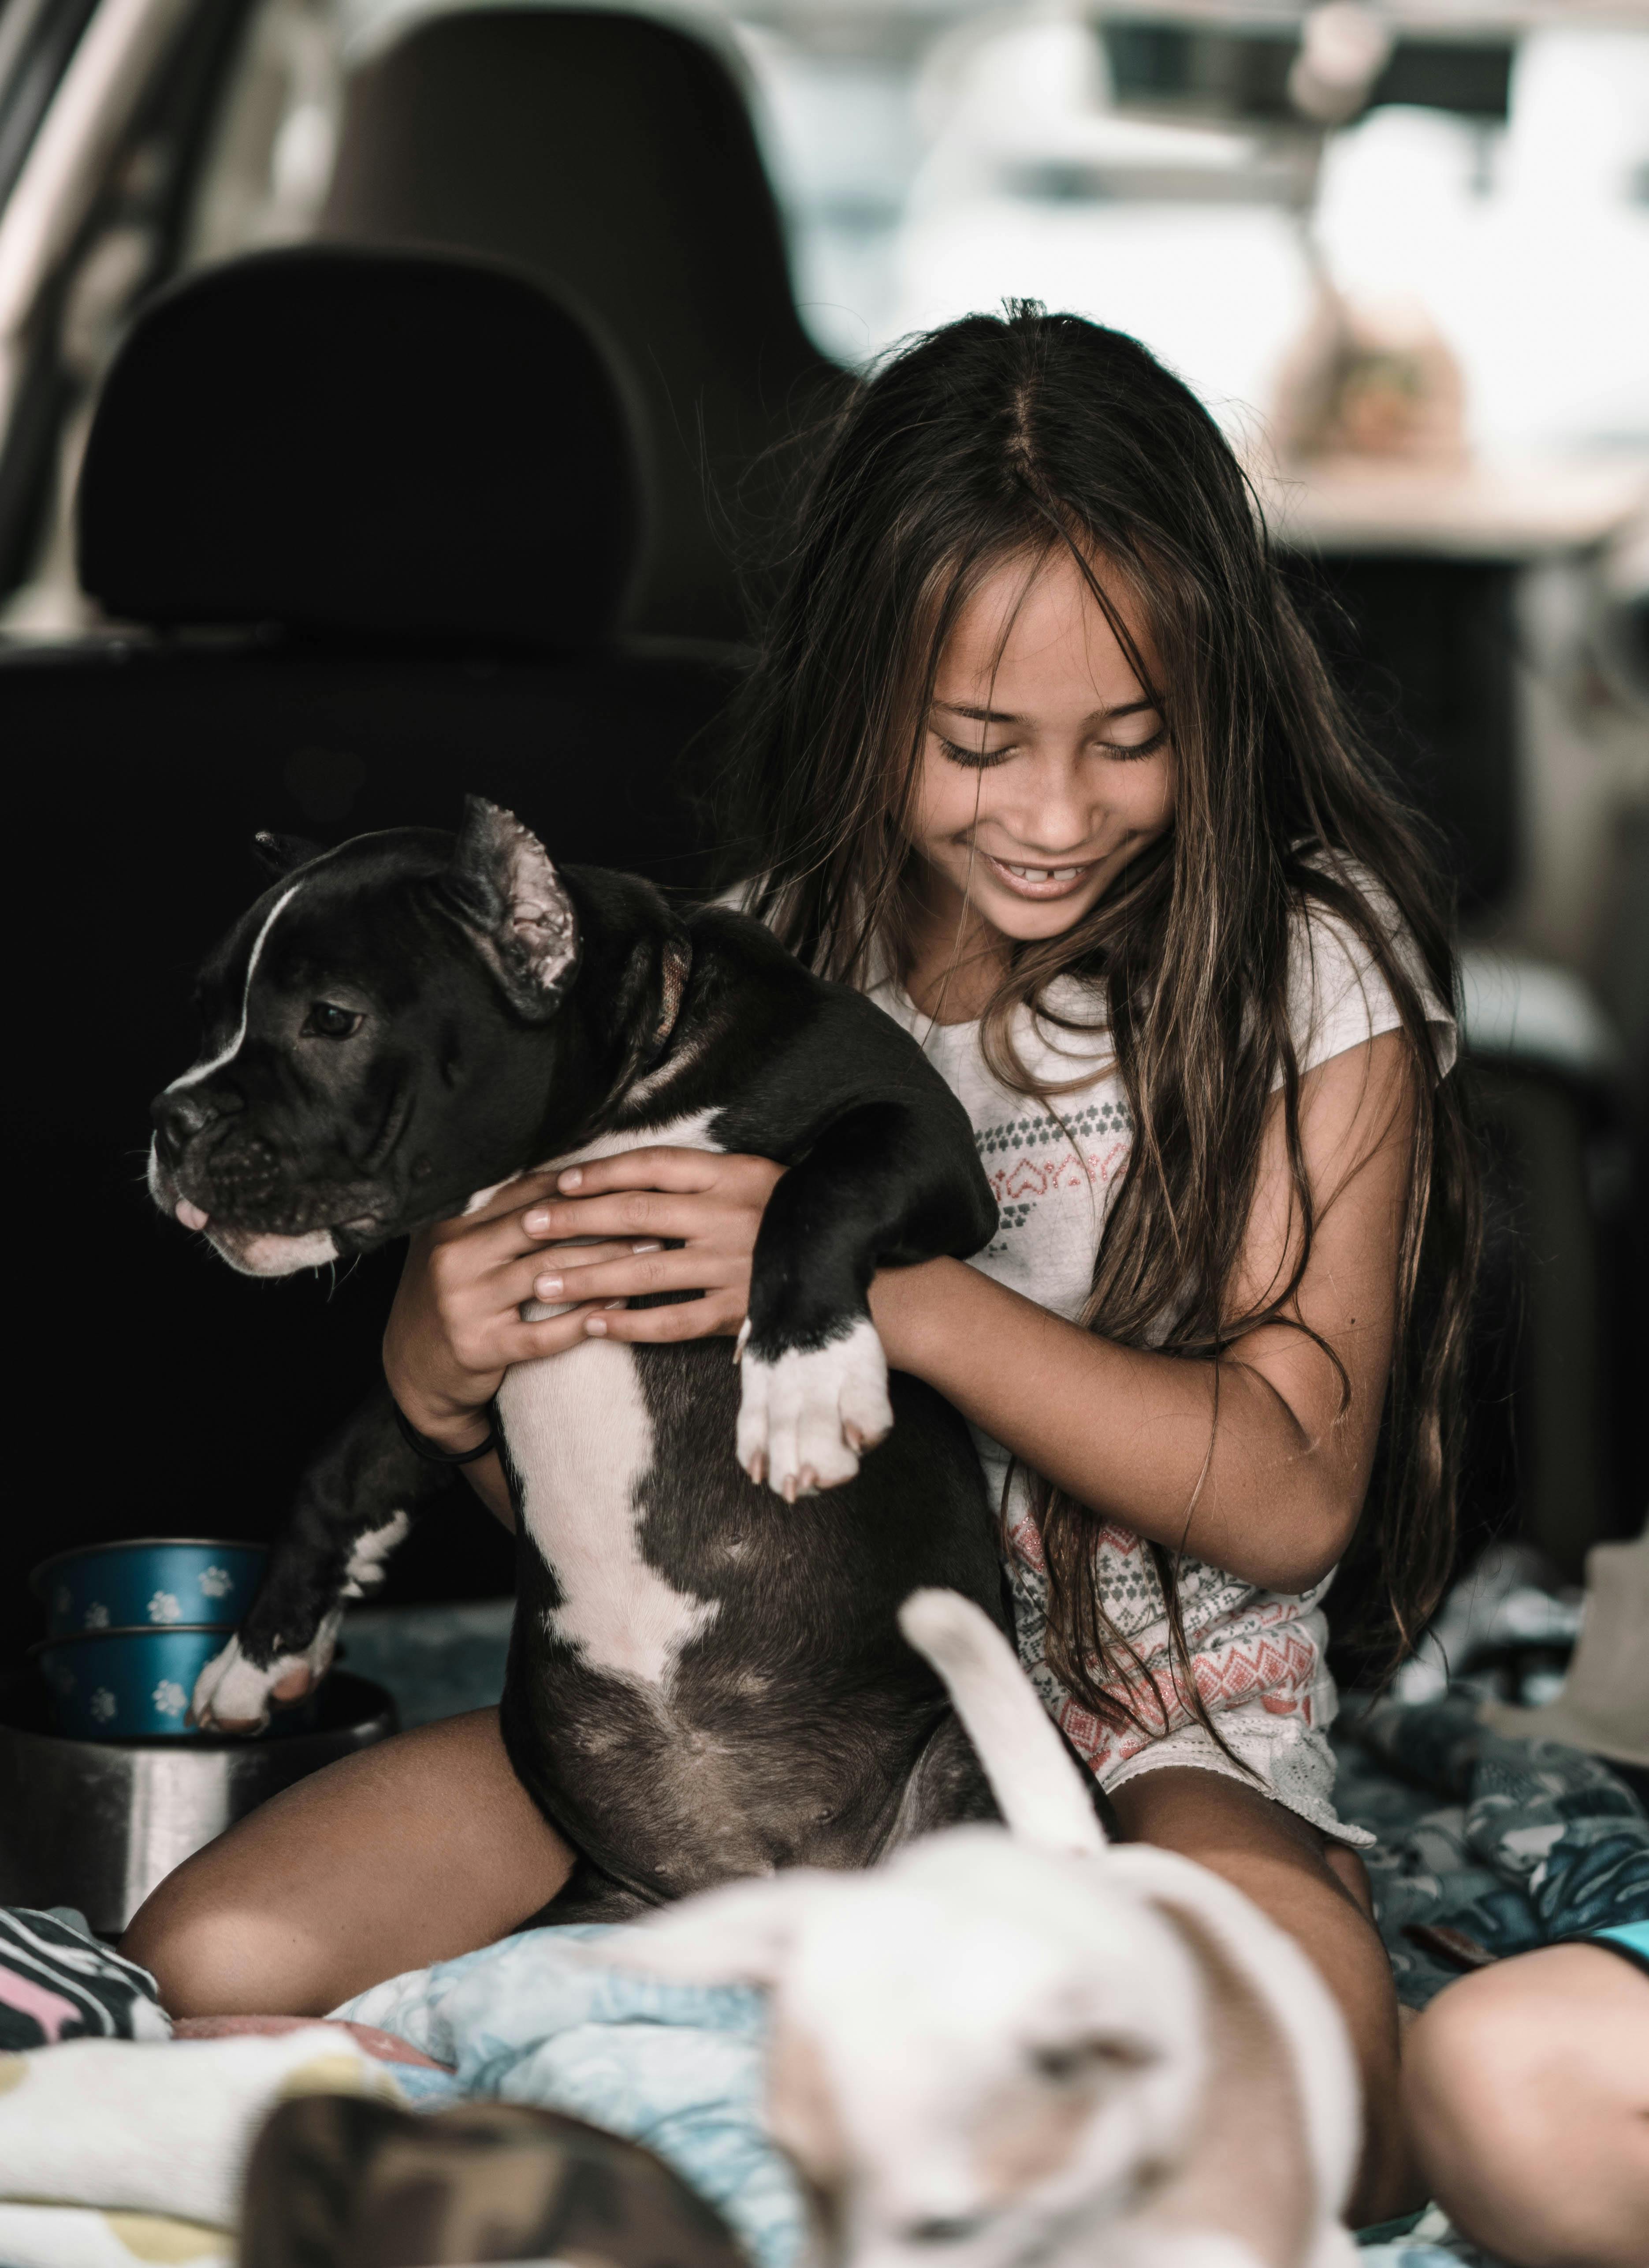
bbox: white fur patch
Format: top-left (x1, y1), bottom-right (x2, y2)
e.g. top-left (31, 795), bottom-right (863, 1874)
top-left (343, 1512), bottom-right (411, 1595)
top-left (190, 1609), bottom-right (343, 1734)
top-left (212, 1226), bottom-right (340, 1277)
top-left (736, 1314), bottom-right (892, 1500)
top-left (167, 883), bottom-right (301, 1092)
top-left (543, 1107), bottom-right (718, 1179)
top-left (497, 1109), bottom-right (725, 1689)
top-left (502, 1337), bottom-right (720, 1687)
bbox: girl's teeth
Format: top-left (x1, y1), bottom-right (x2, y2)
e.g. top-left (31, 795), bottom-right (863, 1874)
top-left (1001, 861), bottom-right (1085, 882)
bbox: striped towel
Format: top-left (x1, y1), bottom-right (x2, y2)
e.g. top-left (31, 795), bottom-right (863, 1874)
top-left (0, 1908), bottom-right (170, 2047)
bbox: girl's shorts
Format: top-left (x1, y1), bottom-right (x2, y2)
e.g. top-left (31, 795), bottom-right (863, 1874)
top-left (1578, 1921), bottom-right (1649, 1977)
top-left (1102, 1708), bottom-right (1377, 1850)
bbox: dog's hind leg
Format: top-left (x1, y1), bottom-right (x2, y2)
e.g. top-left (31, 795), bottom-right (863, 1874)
top-left (191, 1391), bottom-right (445, 1732)
top-left (878, 1709), bottom-right (1120, 1855)
top-left (528, 1855), bottom-right (652, 1926)
top-left (877, 1711), bottom-right (1001, 1853)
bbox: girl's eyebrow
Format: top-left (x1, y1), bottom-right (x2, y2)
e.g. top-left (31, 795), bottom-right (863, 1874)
top-left (932, 697), bottom-right (1158, 726)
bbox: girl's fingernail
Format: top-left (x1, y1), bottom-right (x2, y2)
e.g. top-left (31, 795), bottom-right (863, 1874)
top-left (524, 1209), bottom-right (551, 1232)
top-left (585, 1313), bottom-right (607, 1336)
top-left (535, 1274), bottom-right (563, 1299)
top-left (559, 1168), bottom-right (583, 1192)
top-left (633, 1240), bottom-right (662, 1254)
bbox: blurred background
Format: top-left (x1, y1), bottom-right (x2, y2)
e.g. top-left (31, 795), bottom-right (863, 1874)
top-left (0, 0), bottom-right (1644, 1668)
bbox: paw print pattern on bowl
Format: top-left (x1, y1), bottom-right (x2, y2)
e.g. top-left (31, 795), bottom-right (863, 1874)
top-left (84, 1602), bottom-right (110, 1630)
top-left (89, 1688), bottom-right (118, 1724)
top-left (151, 1680), bottom-right (188, 1718)
top-left (32, 1542), bottom-right (267, 1639)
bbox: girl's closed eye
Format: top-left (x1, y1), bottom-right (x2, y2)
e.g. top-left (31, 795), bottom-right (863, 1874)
top-left (934, 733), bottom-right (1017, 770)
top-left (1099, 724), bottom-right (1168, 761)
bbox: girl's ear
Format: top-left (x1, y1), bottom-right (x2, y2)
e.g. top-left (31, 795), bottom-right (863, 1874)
top-left (582, 1872), bottom-right (834, 1988)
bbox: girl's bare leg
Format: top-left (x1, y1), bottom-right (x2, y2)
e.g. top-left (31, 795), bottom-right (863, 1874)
top-left (121, 1708), bottom-right (575, 2019)
top-left (1403, 1943), bottom-right (1649, 2268)
top-left (1111, 1765), bottom-right (1419, 2228)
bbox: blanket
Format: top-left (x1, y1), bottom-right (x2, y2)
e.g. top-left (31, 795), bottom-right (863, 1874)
top-left (1333, 1691), bottom-right (1649, 2007)
top-left (5, 1680), bottom-right (1645, 2268)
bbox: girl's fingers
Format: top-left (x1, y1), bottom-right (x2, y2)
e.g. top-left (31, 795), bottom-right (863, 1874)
top-left (519, 1190), bottom-right (737, 1245)
top-left (580, 1294), bottom-right (744, 1345)
top-left (503, 1239), bottom-right (653, 1295)
top-left (440, 1167), bottom-right (566, 1233)
top-left (501, 1307), bottom-right (604, 1363)
top-left (549, 1147), bottom-right (734, 1198)
top-left (528, 1251), bottom-right (736, 1304)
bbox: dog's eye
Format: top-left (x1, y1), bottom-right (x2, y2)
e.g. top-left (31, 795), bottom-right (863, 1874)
top-left (302, 1002), bottom-right (363, 1040)
top-left (1032, 2037), bottom-right (1154, 2084)
top-left (904, 2218), bottom-right (985, 2246)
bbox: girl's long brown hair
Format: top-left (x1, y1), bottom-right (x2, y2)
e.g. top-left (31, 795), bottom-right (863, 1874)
top-left (718, 305), bottom-right (1478, 1736)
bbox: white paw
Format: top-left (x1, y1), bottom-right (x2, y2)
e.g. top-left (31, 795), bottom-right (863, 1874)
top-left (189, 1613), bottom-right (341, 1732)
top-left (735, 1315), bottom-right (893, 1500)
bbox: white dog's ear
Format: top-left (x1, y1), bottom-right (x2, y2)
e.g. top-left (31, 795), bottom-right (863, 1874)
top-left (586, 1873), bottom-right (831, 1988)
top-left (441, 797), bottom-right (579, 1020)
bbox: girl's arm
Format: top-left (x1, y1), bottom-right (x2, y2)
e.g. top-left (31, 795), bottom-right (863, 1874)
top-left (383, 1031), bottom-right (1414, 1594)
top-left (870, 1028), bottom-right (1417, 1593)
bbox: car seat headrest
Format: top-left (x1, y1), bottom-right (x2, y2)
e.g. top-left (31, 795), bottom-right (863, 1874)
top-left (77, 246), bottom-right (644, 650)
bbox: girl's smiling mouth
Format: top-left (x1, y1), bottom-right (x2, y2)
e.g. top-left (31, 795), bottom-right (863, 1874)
top-left (977, 849), bottom-right (1101, 899)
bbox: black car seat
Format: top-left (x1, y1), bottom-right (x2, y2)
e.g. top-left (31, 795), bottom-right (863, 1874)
top-left (0, 245), bottom-right (742, 1665)
top-left (319, 7), bottom-right (848, 643)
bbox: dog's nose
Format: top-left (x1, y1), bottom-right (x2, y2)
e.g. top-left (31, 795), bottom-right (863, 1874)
top-left (151, 1085), bottom-right (225, 1159)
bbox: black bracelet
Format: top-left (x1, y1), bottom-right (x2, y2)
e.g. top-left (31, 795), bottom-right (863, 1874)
top-left (391, 1397), bottom-right (499, 1467)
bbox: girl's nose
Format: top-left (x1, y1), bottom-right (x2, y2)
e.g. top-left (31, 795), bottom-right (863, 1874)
top-left (1001, 749), bottom-right (1099, 852)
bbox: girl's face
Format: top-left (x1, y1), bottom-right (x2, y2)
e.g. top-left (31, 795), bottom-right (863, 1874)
top-left (908, 547), bottom-right (1176, 947)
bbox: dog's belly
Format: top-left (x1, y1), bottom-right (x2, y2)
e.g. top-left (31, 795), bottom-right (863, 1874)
top-left (485, 1112), bottom-right (1005, 1903)
top-left (492, 1105), bottom-right (729, 1690)
top-left (496, 1337), bottom-right (721, 1688)
top-left (495, 1338), bottom-right (1005, 1902)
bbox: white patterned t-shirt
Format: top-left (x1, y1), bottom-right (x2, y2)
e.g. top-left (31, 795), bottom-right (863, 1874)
top-left (866, 874), bottom-right (1455, 1842)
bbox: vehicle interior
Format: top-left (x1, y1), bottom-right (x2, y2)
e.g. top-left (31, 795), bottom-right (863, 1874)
top-left (0, 1), bottom-right (1645, 2261)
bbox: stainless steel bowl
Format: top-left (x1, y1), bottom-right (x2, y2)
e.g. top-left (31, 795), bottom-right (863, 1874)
top-left (0, 1669), bottom-right (397, 1937)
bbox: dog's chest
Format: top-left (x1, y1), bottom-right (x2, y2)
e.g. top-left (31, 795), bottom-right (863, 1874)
top-left (493, 1110), bottom-right (726, 1691)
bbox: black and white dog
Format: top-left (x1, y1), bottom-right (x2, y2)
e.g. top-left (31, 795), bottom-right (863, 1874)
top-left (149, 800), bottom-right (1015, 1914)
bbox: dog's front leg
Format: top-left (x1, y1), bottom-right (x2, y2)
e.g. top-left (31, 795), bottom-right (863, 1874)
top-left (736, 1095), bottom-right (995, 1499)
top-left (190, 1390), bottom-right (443, 1732)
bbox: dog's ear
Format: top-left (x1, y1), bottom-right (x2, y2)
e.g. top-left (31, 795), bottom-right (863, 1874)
top-left (582, 1873), bottom-right (831, 1988)
top-left (440, 797), bottom-right (579, 1021)
top-left (253, 830), bottom-right (321, 877)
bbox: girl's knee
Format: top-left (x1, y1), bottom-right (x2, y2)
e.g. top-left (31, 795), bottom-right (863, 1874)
top-left (123, 1873), bottom-right (331, 2020)
top-left (1405, 1959), bottom-right (1649, 2268)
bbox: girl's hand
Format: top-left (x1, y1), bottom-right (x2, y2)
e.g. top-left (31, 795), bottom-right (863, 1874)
top-left (521, 1148), bottom-right (785, 1346)
top-left (383, 1169), bottom-right (659, 1446)
top-left (382, 1151), bottom-right (784, 1446)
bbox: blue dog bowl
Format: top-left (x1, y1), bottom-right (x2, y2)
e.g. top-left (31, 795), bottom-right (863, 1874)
top-left (30, 1625), bottom-right (286, 1739)
top-left (32, 1539), bottom-right (267, 1639)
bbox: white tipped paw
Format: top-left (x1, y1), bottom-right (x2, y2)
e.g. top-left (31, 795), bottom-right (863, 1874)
top-left (735, 1315), bottom-right (893, 1500)
top-left (189, 1614), bottom-right (340, 1733)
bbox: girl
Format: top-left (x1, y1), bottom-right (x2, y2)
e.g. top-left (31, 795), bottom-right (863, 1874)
top-left (126, 307), bottom-right (1474, 2225)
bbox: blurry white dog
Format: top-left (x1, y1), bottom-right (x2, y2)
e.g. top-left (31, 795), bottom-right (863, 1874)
top-left (598, 1589), bottom-right (1362, 2268)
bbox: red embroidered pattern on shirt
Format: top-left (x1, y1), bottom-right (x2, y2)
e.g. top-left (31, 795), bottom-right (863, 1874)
top-left (987, 1139), bottom-right (1130, 1208)
top-left (1043, 1623), bottom-right (1322, 1772)
top-left (1005, 1506), bottom-right (1323, 1774)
